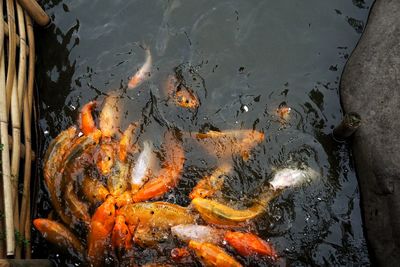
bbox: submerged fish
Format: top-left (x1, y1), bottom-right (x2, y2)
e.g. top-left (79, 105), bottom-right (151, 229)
top-left (269, 167), bottom-right (318, 190)
top-left (155, 0), bottom-right (181, 56)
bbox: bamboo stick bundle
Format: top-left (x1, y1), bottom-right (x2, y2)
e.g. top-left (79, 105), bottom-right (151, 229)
top-left (0, 0), bottom-right (16, 256)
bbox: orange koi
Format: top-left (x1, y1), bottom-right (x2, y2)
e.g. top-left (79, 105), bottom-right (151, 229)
top-left (191, 188), bottom-right (280, 225)
top-left (112, 215), bottom-right (132, 251)
top-left (80, 101), bottom-right (97, 135)
top-left (165, 74), bottom-right (199, 109)
top-left (33, 219), bottom-right (84, 257)
top-left (189, 240), bottom-right (242, 267)
top-left (224, 231), bottom-right (277, 258)
top-left (87, 196), bottom-right (116, 267)
top-left (190, 163), bottom-right (232, 199)
top-left (128, 48), bottom-right (152, 89)
top-left (119, 123), bottom-right (139, 162)
top-left (193, 129), bottom-right (264, 160)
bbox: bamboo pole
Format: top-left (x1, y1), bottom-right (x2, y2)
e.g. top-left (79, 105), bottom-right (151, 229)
top-left (0, 182), bottom-right (5, 258)
top-left (16, 0), bottom-right (50, 27)
top-left (20, 88), bottom-right (31, 259)
top-left (16, 3), bottom-right (27, 112)
top-left (5, 0), bottom-right (16, 120)
top-left (13, 4), bottom-right (27, 258)
top-left (0, 0), bottom-right (5, 257)
top-left (26, 14), bottom-right (34, 112)
top-left (24, 201), bottom-right (31, 259)
top-left (10, 73), bottom-right (20, 258)
top-left (0, 1), bottom-right (15, 255)
top-left (19, 13), bottom-right (35, 259)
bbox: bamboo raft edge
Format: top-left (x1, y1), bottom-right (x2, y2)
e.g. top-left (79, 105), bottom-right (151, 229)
top-left (0, 0), bottom-right (44, 259)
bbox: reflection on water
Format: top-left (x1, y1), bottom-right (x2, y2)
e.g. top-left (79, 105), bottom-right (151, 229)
top-left (35, 0), bottom-right (373, 266)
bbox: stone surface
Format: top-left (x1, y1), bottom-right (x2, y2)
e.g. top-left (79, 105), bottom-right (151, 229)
top-left (340, 0), bottom-right (400, 265)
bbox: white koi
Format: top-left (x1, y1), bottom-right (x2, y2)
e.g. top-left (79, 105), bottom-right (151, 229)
top-left (269, 167), bottom-right (319, 190)
top-left (128, 48), bottom-right (152, 89)
top-left (171, 224), bottom-right (223, 244)
top-left (130, 141), bottom-right (154, 192)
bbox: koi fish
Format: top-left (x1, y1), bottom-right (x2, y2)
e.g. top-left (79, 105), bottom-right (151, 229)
top-left (171, 224), bottom-right (223, 243)
top-left (99, 94), bottom-right (121, 139)
top-left (191, 188), bottom-right (280, 226)
top-left (130, 141), bottom-right (155, 193)
top-left (131, 131), bottom-right (185, 203)
top-left (79, 101), bottom-right (97, 135)
top-left (118, 202), bottom-right (196, 247)
top-left (224, 231), bottom-right (277, 258)
top-left (189, 240), bottom-right (243, 267)
top-left (87, 196), bottom-right (116, 267)
top-left (112, 214), bottom-right (132, 251)
top-left (276, 102), bottom-right (291, 122)
top-left (193, 129), bottom-right (264, 160)
top-left (119, 123), bottom-right (139, 162)
top-left (43, 127), bottom-right (77, 225)
top-left (269, 167), bottom-right (318, 190)
top-left (82, 176), bottom-right (110, 204)
top-left (190, 163), bottom-right (232, 199)
top-left (165, 74), bottom-right (200, 109)
top-left (128, 47), bottom-right (152, 89)
top-left (33, 219), bottom-right (85, 257)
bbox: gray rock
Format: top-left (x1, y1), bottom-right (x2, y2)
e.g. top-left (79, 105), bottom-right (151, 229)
top-left (340, 0), bottom-right (400, 265)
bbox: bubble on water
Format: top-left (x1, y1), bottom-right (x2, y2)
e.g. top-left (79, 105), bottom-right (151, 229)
top-left (78, 132), bottom-right (83, 137)
top-left (69, 105), bottom-right (76, 110)
top-left (44, 130), bottom-right (49, 135)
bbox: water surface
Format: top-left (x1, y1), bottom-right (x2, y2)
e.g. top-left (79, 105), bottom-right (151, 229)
top-left (34, 0), bottom-right (373, 266)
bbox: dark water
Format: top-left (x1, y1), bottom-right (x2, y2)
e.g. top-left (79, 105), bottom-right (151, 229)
top-left (34, 0), bottom-right (373, 266)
